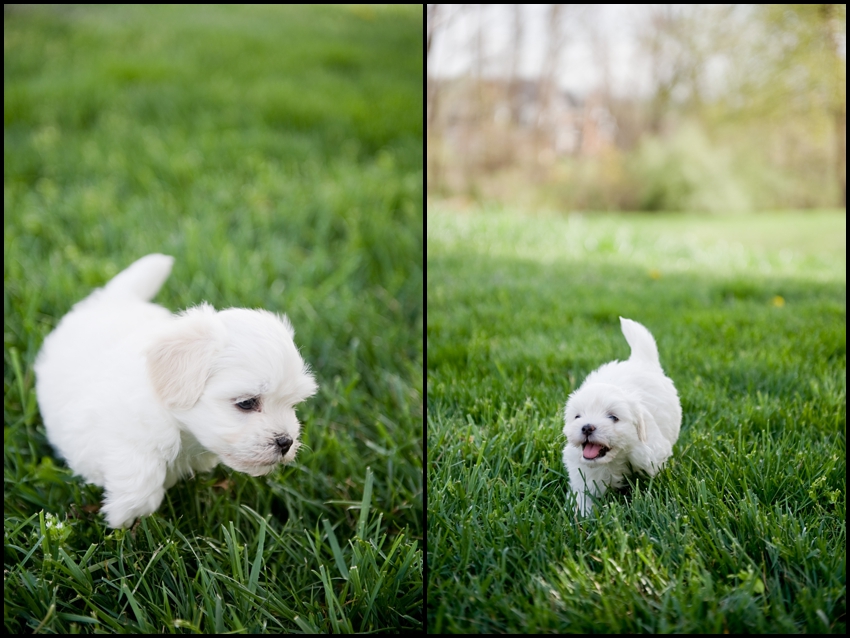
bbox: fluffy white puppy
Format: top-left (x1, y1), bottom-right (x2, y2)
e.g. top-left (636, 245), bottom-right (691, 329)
top-left (562, 317), bottom-right (681, 515)
top-left (35, 254), bottom-right (318, 528)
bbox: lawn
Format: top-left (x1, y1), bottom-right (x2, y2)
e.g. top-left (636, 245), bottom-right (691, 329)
top-left (4, 5), bottom-right (422, 633)
top-left (426, 205), bottom-right (845, 633)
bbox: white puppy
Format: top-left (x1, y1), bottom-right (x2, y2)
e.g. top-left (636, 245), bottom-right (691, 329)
top-left (35, 254), bottom-right (318, 528)
top-left (562, 317), bottom-right (680, 515)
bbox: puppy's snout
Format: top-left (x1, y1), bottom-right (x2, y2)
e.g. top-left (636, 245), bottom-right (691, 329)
top-left (274, 435), bottom-right (293, 456)
top-left (581, 424), bottom-right (595, 436)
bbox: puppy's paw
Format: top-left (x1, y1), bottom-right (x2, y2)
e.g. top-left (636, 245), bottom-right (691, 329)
top-left (100, 460), bottom-right (168, 528)
top-left (101, 485), bottom-right (166, 528)
top-left (571, 492), bottom-right (595, 516)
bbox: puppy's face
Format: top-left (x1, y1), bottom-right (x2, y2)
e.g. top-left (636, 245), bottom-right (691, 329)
top-left (563, 382), bottom-right (646, 465)
top-left (148, 305), bottom-right (318, 476)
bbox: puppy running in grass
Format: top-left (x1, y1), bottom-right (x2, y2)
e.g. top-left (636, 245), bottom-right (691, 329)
top-left (562, 317), bottom-right (681, 515)
top-left (35, 254), bottom-right (317, 528)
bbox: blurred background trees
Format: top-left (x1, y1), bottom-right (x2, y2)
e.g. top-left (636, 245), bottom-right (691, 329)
top-left (427, 4), bottom-right (846, 212)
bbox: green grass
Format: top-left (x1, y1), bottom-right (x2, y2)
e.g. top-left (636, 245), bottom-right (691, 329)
top-left (4, 5), bottom-right (422, 633)
top-left (426, 206), bottom-right (845, 633)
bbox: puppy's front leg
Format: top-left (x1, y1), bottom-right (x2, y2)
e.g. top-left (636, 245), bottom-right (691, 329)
top-left (99, 454), bottom-right (168, 528)
top-left (574, 491), bottom-right (592, 516)
top-left (568, 466), bottom-right (607, 515)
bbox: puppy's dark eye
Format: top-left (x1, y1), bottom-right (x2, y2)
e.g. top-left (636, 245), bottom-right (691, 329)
top-left (575, 414), bottom-right (581, 419)
top-left (608, 414), bottom-right (619, 422)
top-left (235, 397), bottom-right (261, 412)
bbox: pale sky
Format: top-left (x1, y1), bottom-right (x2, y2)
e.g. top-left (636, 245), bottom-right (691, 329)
top-left (428, 4), bottom-right (652, 97)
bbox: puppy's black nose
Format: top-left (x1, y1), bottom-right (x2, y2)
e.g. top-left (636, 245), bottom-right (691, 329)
top-left (581, 424), bottom-right (595, 436)
top-left (275, 435), bottom-right (293, 456)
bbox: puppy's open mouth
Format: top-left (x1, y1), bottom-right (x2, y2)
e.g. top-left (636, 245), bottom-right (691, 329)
top-left (582, 442), bottom-right (610, 460)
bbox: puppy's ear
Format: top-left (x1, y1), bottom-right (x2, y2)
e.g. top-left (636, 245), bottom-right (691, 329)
top-left (147, 304), bottom-right (223, 410)
top-left (634, 405), bottom-right (648, 442)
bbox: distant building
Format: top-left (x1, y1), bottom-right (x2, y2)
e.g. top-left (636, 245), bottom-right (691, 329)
top-left (430, 76), bottom-right (617, 158)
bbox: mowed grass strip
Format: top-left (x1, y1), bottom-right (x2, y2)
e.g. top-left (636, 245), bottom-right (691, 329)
top-left (426, 207), bottom-right (845, 633)
top-left (5, 5), bottom-right (422, 633)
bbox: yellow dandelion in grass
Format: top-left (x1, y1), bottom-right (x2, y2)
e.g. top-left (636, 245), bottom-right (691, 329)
top-left (772, 295), bottom-right (785, 307)
top-left (649, 269), bottom-right (661, 280)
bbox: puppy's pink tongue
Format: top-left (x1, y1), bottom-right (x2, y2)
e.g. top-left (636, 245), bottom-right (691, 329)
top-left (583, 443), bottom-right (604, 460)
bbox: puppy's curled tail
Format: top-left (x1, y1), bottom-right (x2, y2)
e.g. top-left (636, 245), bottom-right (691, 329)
top-left (103, 254), bottom-right (174, 302)
top-left (619, 316), bottom-right (661, 366)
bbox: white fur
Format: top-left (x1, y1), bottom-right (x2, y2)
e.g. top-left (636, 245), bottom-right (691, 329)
top-left (34, 254), bottom-right (318, 528)
top-left (562, 317), bottom-right (681, 515)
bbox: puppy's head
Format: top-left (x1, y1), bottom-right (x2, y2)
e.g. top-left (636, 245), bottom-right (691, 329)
top-left (147, 303), bottom-right (318, 475)
top-left (563, 382), bottom-right (646, 465)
